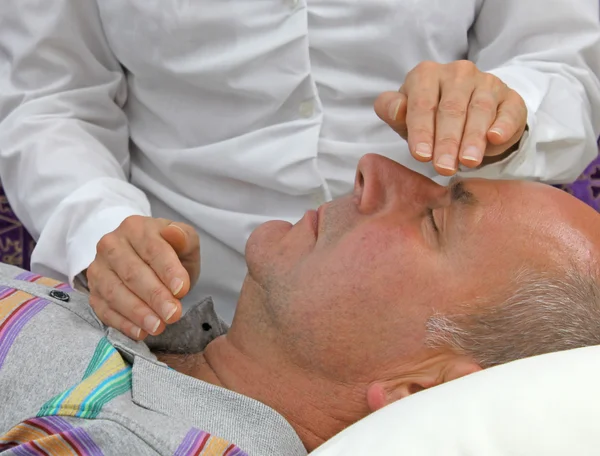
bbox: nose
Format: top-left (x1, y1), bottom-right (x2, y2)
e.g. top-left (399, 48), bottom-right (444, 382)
top-left (353, 154), bottom-right (443, 214)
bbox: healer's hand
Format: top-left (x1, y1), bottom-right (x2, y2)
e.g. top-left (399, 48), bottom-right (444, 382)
top-left (87, 216), bottom-right (200, 340)
top-left (375, 60), bottom-right (528, 176)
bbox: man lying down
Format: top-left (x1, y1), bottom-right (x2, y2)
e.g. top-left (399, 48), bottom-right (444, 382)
top-left (2, 154), bottom-right (600, 455)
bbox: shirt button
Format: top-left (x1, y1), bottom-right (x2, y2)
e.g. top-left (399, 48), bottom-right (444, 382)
top-left (49, 290), bottom-right (70, 302)
top-left (299, 100), bottom-right (315, 118)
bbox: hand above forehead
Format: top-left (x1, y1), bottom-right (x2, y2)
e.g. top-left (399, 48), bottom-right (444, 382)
top-left (374, 60), bottom-right (528, 176)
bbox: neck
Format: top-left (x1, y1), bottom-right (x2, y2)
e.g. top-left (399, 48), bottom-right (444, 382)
top-left (161, 333), bottom-right (370, 452)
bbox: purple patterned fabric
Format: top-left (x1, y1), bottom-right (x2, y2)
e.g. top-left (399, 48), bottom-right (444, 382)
top-left (0, 185), bottom-right (35, 270)
top-left (0, 154), bottom-right (599, 270)
top-left (555, 155), bottom-right (600, 212)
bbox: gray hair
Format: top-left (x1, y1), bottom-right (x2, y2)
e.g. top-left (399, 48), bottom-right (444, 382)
top-left (425, 267), bottom-right (600, 369)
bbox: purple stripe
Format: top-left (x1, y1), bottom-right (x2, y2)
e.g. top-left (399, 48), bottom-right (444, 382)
top-left (55, 282), bottom-right (74, 292)
top-left (0, 298), bottom-right (49, 370)
top-left (70, 426), bottom-right (104, 456)
top-left (27, 417), bottom-right (104, 456)
top-left (14, 272), bottom-right (40, 282)
top-left (174, 429), bottom-right (207, 456)
top-left (227, 447), bottom-right (248, 456)
top-left (6, 417), bottom-right (103, 456)
top-left (0, 285), bottom-right (17, 300)
top-left (27, 416), bottom-right (71, 435)
top-left (10, 444), bottom-right (44, 456)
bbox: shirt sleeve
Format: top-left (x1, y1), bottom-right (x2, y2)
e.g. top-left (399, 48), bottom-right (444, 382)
top-left (0, 0), bottom-right (151, 284)
top-left (460, 0), bottom-right (600, 183)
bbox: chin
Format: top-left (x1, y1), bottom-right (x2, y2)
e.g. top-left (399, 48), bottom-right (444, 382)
top-left (245, 219), bottom-right (292, 271)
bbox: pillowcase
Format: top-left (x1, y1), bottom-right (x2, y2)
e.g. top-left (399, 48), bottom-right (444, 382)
top-left (311, 345), bottom-right (600, 455)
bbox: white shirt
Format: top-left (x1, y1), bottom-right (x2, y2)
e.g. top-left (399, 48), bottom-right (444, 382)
top-left (1, 0), bottom-right (599, 322)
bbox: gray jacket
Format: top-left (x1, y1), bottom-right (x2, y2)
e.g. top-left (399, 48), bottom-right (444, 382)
top-left (0, 262), bottom-right (306, 456)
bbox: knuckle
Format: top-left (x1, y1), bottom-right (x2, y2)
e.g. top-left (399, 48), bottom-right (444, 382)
top-left (409, 126), bottom-right (434, 140)
top-left (120, 264), bottom-right (138, 284)
top-left (415, 60), bottom-right (437, 72)
top-left (482, 72), bottom-right (499, 85)
top-left (438, 99), bottom-right (467, 118)
top-left (120, 215), bottom-right (144, 230)
top-left (149, 284), bottom-right (166, 304)
top-left (96, 233), bottom-right (117, 256)
top-left (162, 262), bottom-right (178, 279)
top-left (436, 136), bottom-right (462, 149)
top-left (86, 262), bottom-right (98, 285)
top-left (469, 96), bottom-right (496, 113)
top-left (130, 301), bottom-right (151, 319)
top-left (144, 241), bottom-right (165, 263)
top-left (412, 97), bottom-right (437, 114)
top-left (103, 280), bottom-right (119, 303)
top-left (452, 60), bottom-right (476, 74)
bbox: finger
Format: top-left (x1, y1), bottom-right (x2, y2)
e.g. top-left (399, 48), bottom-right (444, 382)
top-left (432, 80), bottom-right (475, 176)
top-left (99, 235), bottom-right (183, 326)
top-left (486, 91), bottom-right (528, 155)
top-left (403, 67), bottom-right (440, 163)
top-left (93, 265), bottom-right (167, 336)
top-left (374, 91), bottom-right (408, 139)
top-left (128, 222), bottom-right (191, 301)
top-left (89, 294), bottom-right (146, 341)
top-left (160, 222), bottom-right (201, 295)
top-left (458, 86), bottom-right (500, 167)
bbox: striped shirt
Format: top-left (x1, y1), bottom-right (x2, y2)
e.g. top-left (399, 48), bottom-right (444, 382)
top-left (0, 263), bottom-right (306, 456)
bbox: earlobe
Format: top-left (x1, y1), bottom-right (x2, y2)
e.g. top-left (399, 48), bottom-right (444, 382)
top-left (366, 357), bottom-right (482, 411)
top-left (366, 383), bottom-right (388, 412)
top-left (367, 378), bottom-right (438, 412)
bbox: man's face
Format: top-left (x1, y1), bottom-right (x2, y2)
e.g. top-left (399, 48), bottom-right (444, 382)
top-left (241, 154), bottom-right (599, 382)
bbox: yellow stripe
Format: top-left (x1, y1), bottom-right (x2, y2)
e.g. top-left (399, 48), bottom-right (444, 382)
top-left (202, 436), bottom-right (233, 455)
top-left (34, 276), bottom-right (64, 288)
top-left (0, 290), bottom-right (36, 322)
top-left (0, 422), bottom-right (46, 444)
top-left (33, 433), bottom-right (76, 455)
top-left (0, 422), bottom-right (76, 454)
top-left (56, 352), bottom-right (128, 416)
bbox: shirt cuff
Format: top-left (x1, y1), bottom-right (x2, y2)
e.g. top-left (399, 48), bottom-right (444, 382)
top-left (458, 66), bottom-right (543, 180)
top-left (66, 206), bottom-right (148, 286)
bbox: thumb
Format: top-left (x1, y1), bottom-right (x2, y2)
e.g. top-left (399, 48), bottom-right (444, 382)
top-left (160, 222), bottom-right (201, 292)
top-left (374, 91), bottom-right (408, 139)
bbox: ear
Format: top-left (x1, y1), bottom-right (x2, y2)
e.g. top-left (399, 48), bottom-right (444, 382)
top-left (442, 358), bottom-right (482, 383)
top-left (366, 357), bottom-right (482, 412)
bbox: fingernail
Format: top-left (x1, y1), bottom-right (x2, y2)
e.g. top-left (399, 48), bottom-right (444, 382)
top-left (131, 326), bottom-right (142, 339)
top-left (388, 98), bottom-right (402, 121)
top-left (170, 278), bottom-right (184, 296)
top-left (461, 146), bottom-right (483, 163)
top-left (436, 155), bottom-right (457, 171)
top-left (169, 223), bottom-right (187, 237)
top-left (144, 314), bottom-right (161, 334)
top-left (161, 301), bottom-right (177, 322)
top-left (489, 128), bottom-right (504, 138)
top-left (415, 143), bottom-right (432, 159)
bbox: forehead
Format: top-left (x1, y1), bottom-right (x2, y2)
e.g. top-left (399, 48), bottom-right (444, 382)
top-left (458, 178), bottom-right (598, 269)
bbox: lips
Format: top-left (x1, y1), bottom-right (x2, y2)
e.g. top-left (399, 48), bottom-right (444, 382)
top-left (304, 209), bottom-right (319, 237)
top-left (317, 204), bottom-right (325, 234)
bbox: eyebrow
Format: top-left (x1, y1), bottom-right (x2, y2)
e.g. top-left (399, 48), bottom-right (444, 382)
top-left (448, 176), bottom-right (478, 206)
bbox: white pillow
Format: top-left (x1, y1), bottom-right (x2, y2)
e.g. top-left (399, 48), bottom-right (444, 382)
top-left (311, 345), bottom-right (600, 455)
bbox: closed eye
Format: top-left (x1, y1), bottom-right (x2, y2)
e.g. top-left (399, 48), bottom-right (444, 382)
top-left (428, 208), bottom-right (438, 233)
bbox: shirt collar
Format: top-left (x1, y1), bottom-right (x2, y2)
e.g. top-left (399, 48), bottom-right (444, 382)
top-left (107, 297), bottom-right (307, 456)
